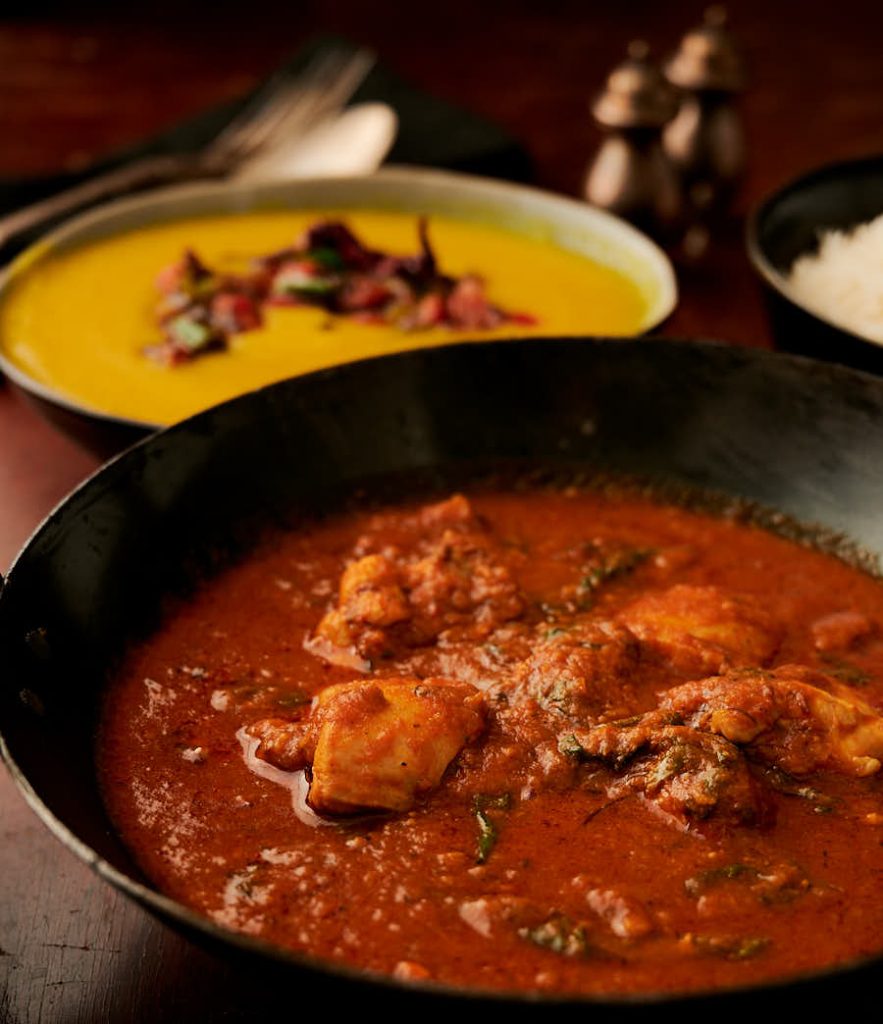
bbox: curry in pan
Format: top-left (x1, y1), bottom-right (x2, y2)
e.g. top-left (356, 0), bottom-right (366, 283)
top-left (99, 484), bottom-right (883, 995)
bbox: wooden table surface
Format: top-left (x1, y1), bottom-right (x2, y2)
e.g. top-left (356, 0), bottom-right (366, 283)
top-left (2, 2), bottom-right (883, 1020)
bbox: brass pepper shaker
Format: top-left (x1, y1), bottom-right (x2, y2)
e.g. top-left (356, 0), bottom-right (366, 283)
top-left (663, 6), bottom-right (746, 216)
top-left (583, 41), bottom-right (684, 243)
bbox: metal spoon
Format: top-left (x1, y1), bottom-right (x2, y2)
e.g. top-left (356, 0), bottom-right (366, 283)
top-left (232, 102), bottom-right (398, 183)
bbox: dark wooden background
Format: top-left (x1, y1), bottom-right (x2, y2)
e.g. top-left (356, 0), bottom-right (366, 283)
top-left (2, 1), bottom-right (883, 1020)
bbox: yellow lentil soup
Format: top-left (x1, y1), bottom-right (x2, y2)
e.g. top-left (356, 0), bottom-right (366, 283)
top-left (0, 209), bottom-right (648, 425)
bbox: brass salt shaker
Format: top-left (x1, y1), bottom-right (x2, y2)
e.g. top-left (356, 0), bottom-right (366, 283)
top-left (663, 6), bottom-right (746, 215)
top-left (583, 41), bottom-right (684, 242)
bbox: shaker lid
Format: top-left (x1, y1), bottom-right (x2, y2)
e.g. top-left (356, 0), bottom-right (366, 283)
top-left (664, 6), bottom-right (745, 92)
top-left (592, 41), bottom-right (679, 129)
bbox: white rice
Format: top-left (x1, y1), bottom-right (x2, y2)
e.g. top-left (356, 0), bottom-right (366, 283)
top-left (786, 213), bottom-right (883, 343)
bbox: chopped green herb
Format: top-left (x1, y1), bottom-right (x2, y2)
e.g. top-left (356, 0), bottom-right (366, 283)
top-left (612, 715), bottom-right (644, 729)
top-left (692, 934), bottom-right (770, 961)
top-left (275, 691), bottom-right (311, 709)
top-left (644, 743), bottom-right (688, 788)
top-left (763, 767), bottom-right (837, 814)
top-left (168, 315), bottom-right (215, 352)
top-left (475, 811), bottom-right (497, 864)
top-left (558, 733), bottom-right (584, 758)
top-left (307, 246), bottom-right (346, 271)
top-left (537, 678), bottom-right (572, 714)
top-left (189, 275), bottom-right (219, 301)
top-left (820, 655), bottom-right (871, 686)
top-left (520, 915), bottom-right (591, 958)
top-left (473, 793), bottom-right (512, 864)
top-left (273, 267), bottom-right (339, 296)
top-left (684, 863), bottom-right (757, 898)
top-left (178, 250), bottom-right (214, 298)
top-left (579, 547), bottom-right (654, 605)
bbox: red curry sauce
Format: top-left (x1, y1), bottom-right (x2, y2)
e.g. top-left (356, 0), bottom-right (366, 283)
top-left (98, 487), bottom-right (883, 995)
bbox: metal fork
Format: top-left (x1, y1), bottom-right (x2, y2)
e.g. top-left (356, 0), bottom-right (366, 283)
top-left (0, 46), bottom-right (375, 255)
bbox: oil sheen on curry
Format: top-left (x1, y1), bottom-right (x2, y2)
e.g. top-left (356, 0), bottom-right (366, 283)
top-left (99, 487), bottom-right (883, 996)
top-left (0, 210), bottom-right (645, 425)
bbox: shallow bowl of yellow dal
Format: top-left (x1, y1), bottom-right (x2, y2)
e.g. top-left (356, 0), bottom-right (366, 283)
top-left (0, 167), bottom-right (676, 455)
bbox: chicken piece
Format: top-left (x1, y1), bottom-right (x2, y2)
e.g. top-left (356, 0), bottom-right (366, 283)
top-left (584, 888), bottom-right (655, 940)
top-left (403, 620), bottom-right (536, 691)
top-left (247, 676), bottom-right (486, 814)
top-left (309, 553), bottom-right (411, 668)
top-left (310, 495), bottom-right (524, 667)
top-left (337, 553), bottom-right (411, 626)
top-left (404, 527), bottom-right (524, 636)
top-left (246, 715), bottom-right (311, 769)
top-left (618, 584), bottom-right (780, 676)
top-left (661, 666), bottom-right (883, 777)
top-left (448, 689), bottom-right (582, 801)
top-left (504, 621), bottom-right (639, 720)
top-left (565, 717), bottom-right (770, 827)
top-left (811, 610), bottom-right (874, 652)
top-left (415, 493), bottom-right (474, 529)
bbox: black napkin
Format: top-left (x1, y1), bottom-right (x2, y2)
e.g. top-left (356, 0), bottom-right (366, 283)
top-left (0, 36), bottom-right (532, 232)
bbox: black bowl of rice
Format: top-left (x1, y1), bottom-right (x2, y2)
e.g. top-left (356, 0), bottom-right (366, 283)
top-left (747, 154), bottom-right (883, 374)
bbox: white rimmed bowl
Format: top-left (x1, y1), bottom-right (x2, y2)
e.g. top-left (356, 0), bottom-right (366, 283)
top-left (0, 167), bottom-right (677, 456)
